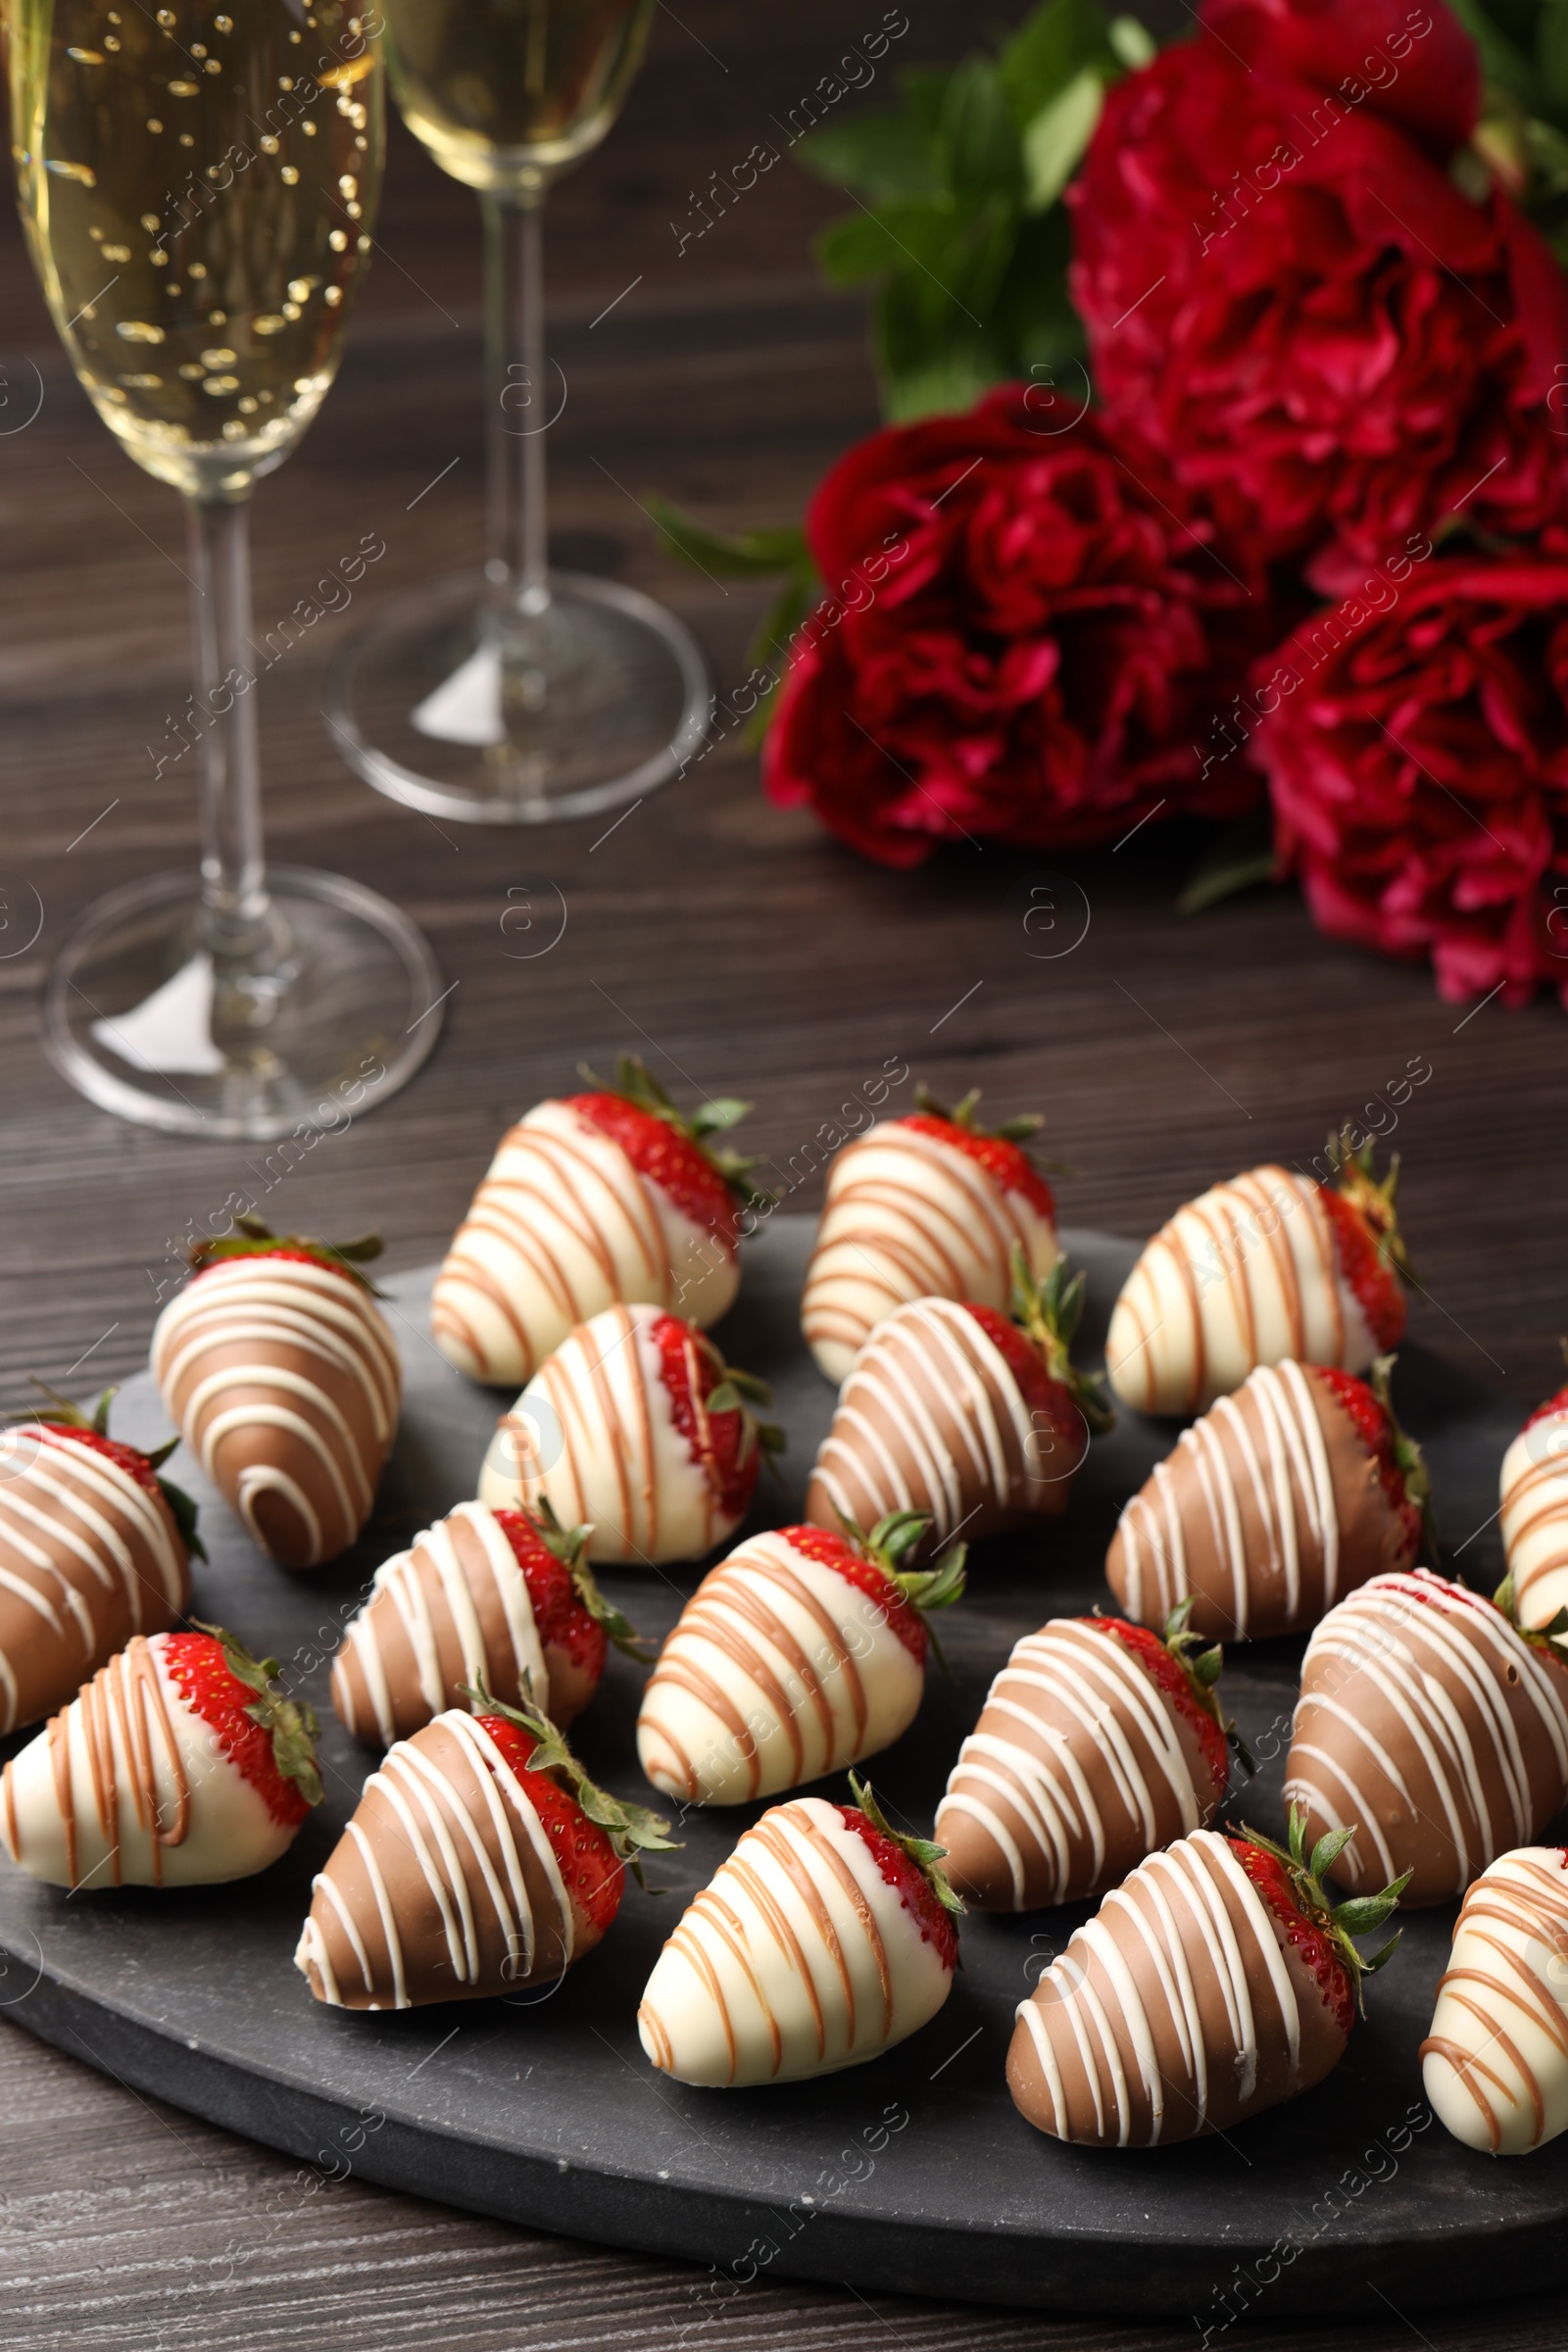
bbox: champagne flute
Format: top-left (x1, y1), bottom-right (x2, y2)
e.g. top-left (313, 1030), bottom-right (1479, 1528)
top-left (325, 0), bottom-right (710, 824)
top-left (8, 0), bottom-right (445, 1138)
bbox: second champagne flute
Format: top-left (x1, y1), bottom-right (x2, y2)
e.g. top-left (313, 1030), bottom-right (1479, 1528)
top-left (327, 0), bottom-right (709, 824)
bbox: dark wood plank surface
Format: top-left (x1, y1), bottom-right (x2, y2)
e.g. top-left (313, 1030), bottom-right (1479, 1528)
top-left (2, 4), bottom-right (1566, 2343)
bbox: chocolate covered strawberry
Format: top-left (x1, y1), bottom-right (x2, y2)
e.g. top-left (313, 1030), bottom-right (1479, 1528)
top-left (1105, 1132), bottom-right (1412, 1416)
top-left (639, 1775), bottom-right (960, 2085)
top-left (152, 1217), bottom-right (400, 1572)
top-left (331, 1497), bottom-right (645, 1745)
top-left (431, 1055), bottom-right (764, 1387)
top-left (1, 1622), bottom-right (320, 1889)
top-left (1286, 1570), bottom-right (1568, 1905)
top-left (1008, 1809), bottom-right (1407, 2145)
top-left (1107, 1356), bottom-right (1433, 1642)
top-left (1500, 1360), bottom-right (1568, 1634)
top-left (0, 1386), bottom-right (200, 1734)
top-left (1421, 1845), bottom-right (1568, 2156)
top-left (802, 1083), bottom-right (1059, 1385)
top-left (936, 1602), bottom-right (1238, 1910)
top-left (477, 1300), bottom-right (781, 1566)
top-left (636, 1510), bottom-right (965, 1804)
top-left (807, 1250), bottom-right (1111, 1554)
top-left (297, 1690), bottom-right (676, 2009)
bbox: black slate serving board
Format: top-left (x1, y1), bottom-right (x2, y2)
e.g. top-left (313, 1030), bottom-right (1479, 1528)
top-left (1, 1218), bottom-right (1562, 2320)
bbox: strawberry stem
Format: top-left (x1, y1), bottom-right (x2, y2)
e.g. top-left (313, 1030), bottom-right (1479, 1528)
top-left (1233, 1802), bottom-right (1409, 2013)
top-left (462, 1679), bottom-right (680, 1886)
top-left (1008, 1246), bottom-right (1115, 1436)
top-left (1324, 1128), bottom-right (1414, 1288)
top-left (24, 1381), bottom-right (207, 1564)
top-left (577, 1054), bottom-right (773, 1213)
top-left (518, 1498), bottom-right (653, 1660)
top-left (192, 1620), bottom-right (322, 1807)
top-left (189, 1215), bottom-right (386, 1294)
top-left (1369, 1355), bottom-right (1439, 1564)
top-left (1494, 1570), bottom-right (1568, 1664)
top-left (848, 1771), bottom-right (966, 1922)
top-left (1160, 1598), bottom-right (1252, 1776)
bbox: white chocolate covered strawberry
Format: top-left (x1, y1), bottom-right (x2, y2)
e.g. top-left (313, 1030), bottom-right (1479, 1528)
top-left (331, 1498), bottom-right (644, 1744)
top-left (0, 1389), bottom-right (199, 1734)
top-left (476, 1302), bottom-right (779, 1566)
top-left (1105, 1135), bottom-right (1410, 1417)
top-left (152, 1220), bottom-right (400, 1571)
top-left (636, 1511), bottom-right (965, 1805)
top-left (431, 1057), bottom-right (761, 1387)
top-left (801, 1084), bottom-right (1058, 1385)
top-left (1007, 1810), bottom-right (1407, 2146)
top-left (297, 1691), bottom-right (675, 2010)
top-left (638, 1778), bottom-right (960, 2086)
top-left (1500, 1370), bottom-right (1568, 1634)
top-left (1421, 1845), bottom-right (1568, 2156)
top-left (1, 1624), bottom-right (321, 1890)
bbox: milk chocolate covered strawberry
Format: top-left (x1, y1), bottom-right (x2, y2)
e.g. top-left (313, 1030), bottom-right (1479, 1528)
top-left (636, 1511), bottom-right (964, 1805)
top-left (806, 1253), bottom-right (1111, 1554)
top-left (477, 1302), bottom-right (780, 1566)
top-left (1, 1623), bottom-right (320, 1889)
top-left (935, 1604), bottom-right (1236, 1910)
top-left (0, 1388), bottom-right (198, 1734)
top-left (431, 1057), bottom-right (763, 1387)
top-left (296, 1691), bottom-right (675, 2009)
top-left (152, 1219), bottom-right (400, 1571)
top-left (1106, 1135), bottom-right (1410, 1416)
top-left (331, 1498), bottom-right (644, 1744)
top-left (802, 1085), bottom-right (1059, 1385)
top-left (1106, 1358), bottom-right (1431, 1642)
top-left (638, 1776), bottom-right (960, 2085)
top-left (1286, 1571), bottom-right (1568, 1905)
top-left (1007, 1811), bottom-right (1407, 2146)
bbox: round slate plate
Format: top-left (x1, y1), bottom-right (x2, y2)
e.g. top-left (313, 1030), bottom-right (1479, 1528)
top-left (0, 1219), bottom-right (1561, 2320)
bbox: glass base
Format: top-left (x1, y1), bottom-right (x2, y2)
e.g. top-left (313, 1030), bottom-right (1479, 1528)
top-left (41, 865), bottom-right (446, 1140)
top-left (325, 569), bottom-right (710, 824)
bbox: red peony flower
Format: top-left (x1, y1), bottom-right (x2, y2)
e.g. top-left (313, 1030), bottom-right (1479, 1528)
top-left (763, 391), bottom-right (1272, 866)
top-left (1252, 560), bottom-right (1568, 1004)
top-left (1068, 34), bottom-right (1568, 593)
top-left (1201, 0), bottom-right (1479, 160)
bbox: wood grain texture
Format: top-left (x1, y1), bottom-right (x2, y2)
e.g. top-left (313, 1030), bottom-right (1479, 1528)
top-left (1, 0), bottom-right (1566, 2341)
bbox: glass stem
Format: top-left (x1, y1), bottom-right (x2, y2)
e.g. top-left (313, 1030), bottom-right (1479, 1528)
top-left (185, 494), bottom-right (271, 961)
top-left (483, 188), bottom-right (551, 662)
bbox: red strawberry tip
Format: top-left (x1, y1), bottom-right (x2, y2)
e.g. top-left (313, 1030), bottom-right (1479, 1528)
top-left (494, 1502), bottom-right (652, 1661)
top-left (188, 1214), bottom-right (385, 1294)
top-left (24, 1379), bottom-right (208, 1564)
top-left (1324, 1129), bottom-right (1413, 1290)
top-left (1007, 1248), bottom-right (1115, 1436)
top-left (575, 1054), bottom-right (773, 1215)
top-left (189, 1619), bottom-right (323, 1807)
top-left (461, 1680), bottom-right (679, 1887)
top-left (1232, 1804), bottom-right (1409, 2020)
top-left (845, 1771), bottom-right (965, 1958)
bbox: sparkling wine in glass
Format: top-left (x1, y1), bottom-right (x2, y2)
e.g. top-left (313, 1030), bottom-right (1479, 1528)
top-left (325, 0), bottom-right (710, 824)
top-left (8, 0), bottom-right (445, 1137)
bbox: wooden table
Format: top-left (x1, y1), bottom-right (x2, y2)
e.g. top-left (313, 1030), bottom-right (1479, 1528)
top-left (2, 5), bottom-right (1564, 2343)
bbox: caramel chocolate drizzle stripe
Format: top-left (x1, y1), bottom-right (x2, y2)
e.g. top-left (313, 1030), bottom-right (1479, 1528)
top-left (35, 1637), bottom-right (189, 1889)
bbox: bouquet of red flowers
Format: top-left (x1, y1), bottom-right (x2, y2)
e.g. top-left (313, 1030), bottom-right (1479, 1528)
top-left (665, 0), bottom-right (1568, 1006)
